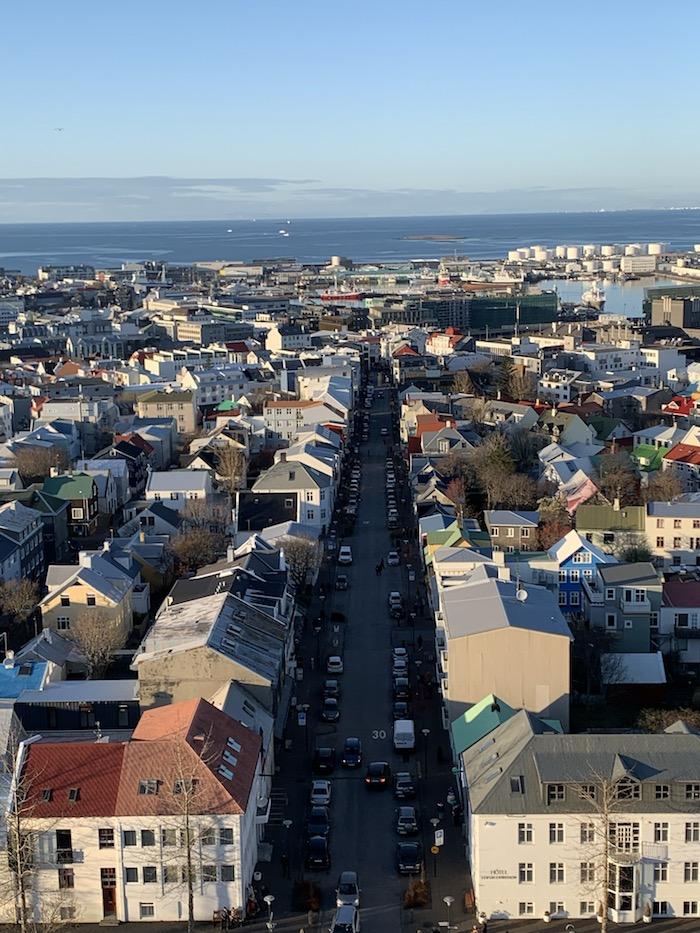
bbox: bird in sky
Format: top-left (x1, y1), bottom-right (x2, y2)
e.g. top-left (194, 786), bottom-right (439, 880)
top-left (53, 127), bottom-right (64, 132)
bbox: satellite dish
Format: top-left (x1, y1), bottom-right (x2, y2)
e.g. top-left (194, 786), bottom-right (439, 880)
top-left (516, 588), bottom-right (528, 602)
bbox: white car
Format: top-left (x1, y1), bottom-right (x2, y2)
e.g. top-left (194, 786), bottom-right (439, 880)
top-left (330, 906), bottom-right (361, 933)
top-left (310, 779), bottom-right (332, 806)
top-left (338, 546), bottom-right (353, 565)
top-left (387, 551), bottom-right (400, 566)
top-left (327, 655), bottom-right (344, 674)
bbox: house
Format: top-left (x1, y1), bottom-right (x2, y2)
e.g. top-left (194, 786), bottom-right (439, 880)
top-left (582, 562), bottom-right (663, 652)
top-left (663, 444), bottom-right (700, 492)
top-left (248, 456), bottom-right (333, 533)
top-left (537, 369), bottom-right (580, 404)
top-left (575, 502), bottom-right (646, 552)
top-left (77, 457), bottom-right (130, 509)
top-left (145, 470), bottom-right (214, 514)
top-left (10, 697), bottom-right (263, 924)
top-left (632, 423), bottom-right (685, 451)
top-left (548, 530), bottom-right (616, 615)
top-left (262, 399), bottom-right (345, 444)
top-left (538, 409), bottom-right (596, 447)
top-left (646, 500), bottom-right (700, 568)
top-left (234, 491), bottom-right (300, 534)
top-left (14, 679), bottom-right (140, 734)
top-left (465, 713), bottom-right (700, 924)
top-left (485, 510), bottom-right (539, 552)
top-left (484, 400), bottom-right (539, 432)
top-left (659, 578), bottom-right (700, 671)
top-left (0, 486), bottom-right (70, 563)
top-left (265, 322), bottom-right (312, 351)
top-left (435, 564), bottom-right (571, 729)
top-left (0, 500), bottom-right (44, 581)
top-left (119, 501), bottom-right (184, 538)
top-left (135, 389), bottom-right (198, 435)
top-left (41, 471), bottom-right (99, 538)
top-left (105, 438), bottom-right (152, 497)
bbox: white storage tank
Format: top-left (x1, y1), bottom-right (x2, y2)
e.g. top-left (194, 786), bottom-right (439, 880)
top-left (533, 248), bottom-right (549, 262)
top-left (694, 245), bottom-right (700, 253)
top-left (601, 245), bottom-right (616, 257)
top-left (566, 246), bottom-right (580, 260)
top-left (648, 242), bottom-right (667, 256)
top-left (625, 243), bottom-right (641, 256)
top-left (584, 259), bottom-right (601, 272)
top-left (507, 250), bottom-right (521, 262)
top-left (517, 248), bottom-right (530, 260)
top-left (583, 244), bottom-right (597, 257)
top-left (555, 245), bottom-right (568, 259)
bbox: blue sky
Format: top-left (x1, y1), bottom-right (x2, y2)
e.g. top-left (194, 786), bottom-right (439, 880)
top-left (2, 0), bottom-right (699, 221)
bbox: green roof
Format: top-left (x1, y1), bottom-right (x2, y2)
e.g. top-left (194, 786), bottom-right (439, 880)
top-left (575, 503), bottom-right (646, 532)
top-left (587, 415), bottom-right (624, 441)
top-left (630, 444), bottom-right (664, 473)
top-left (42, 472), bottom-right (95, 501)
top-left (450, 694), bottom-right (517, 755)
top-left (215, 399), bottom-right (238, 411)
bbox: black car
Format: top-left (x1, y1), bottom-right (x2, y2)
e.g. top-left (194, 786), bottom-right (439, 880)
top-left (364, 761), bottom-right (391, 789)
top-left (393, 678), bottom-right (410, 700)
top-left (395, 806), bottom-right (420, 835)
top-left (305, 835), bottom-right (331, 871)
top-left (392, 700), bottom-right (411, 721)
top-left (393, 772), bottom-right (417, 800)
top-left (341, 737), bottom-right (362, 768)
top-left (335, 574), bottom-right (349, 591)
top-left (396, 842), bottom-right (423, 875)
top-left (306, 806), bottom-right (331, 839)
top-left (321, 697), bottom-right (340, 723)
top-left (313, 747), bottom-right (336, 775)
top-left (323, 679), bottom-right (341, 698)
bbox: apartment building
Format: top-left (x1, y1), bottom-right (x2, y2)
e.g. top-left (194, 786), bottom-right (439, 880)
top-left (646, 501), bottom-right (700, 568)
top-left (135, 391), bottom-right (198, 436)
top-left (0, 500), bottom-right (44, 581)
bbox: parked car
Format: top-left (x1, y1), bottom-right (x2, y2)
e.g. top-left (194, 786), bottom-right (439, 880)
top-left (327, 655), bottom-right (344, 674)
top-left (393, 678), bottom-right (410, 700)
top-left (392, 657), bottom-right (408, 676)
top-left (364, 761), bottom-right (391, 789)
top-left (329, 906), bottom-right (360, 932)
top-left (321, 697), bottom-right (340, 723)
top-left (387, 550), bottom-right (400, 566)
top-left (388, 592), bottom-right (403, 611)
top-left (392, 646), bottom-right (409, 662)
top-left (335, 573), bottom-right (349, 591)
top-left (392, 700), bottom-right (411, 721)
top-left (336, 871), bottom-right (361, 908)
top-left (313, 747), bottom-right (336, 775)
top-left (306, 806), bottom-right (331, 839)
top-left (310, 779), bottom-right (332, 806)
top-left (341, 737), bottom-right (362, 768)
top-left (393, 772), bottom-right (417, 800)
top-left (323, 679), bottom-right (341, 698)
top-left (395, 806), bottom-right (419, 835)
top-left (396, 841), bottom-right (423, 875)
top-left (305, 835), bottom-right (331, 871)
top-left (338, 546), bottom-right (353, 565)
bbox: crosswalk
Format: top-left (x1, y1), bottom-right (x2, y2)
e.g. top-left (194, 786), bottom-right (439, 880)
top-left (268, 788), bottom-right (289, 825)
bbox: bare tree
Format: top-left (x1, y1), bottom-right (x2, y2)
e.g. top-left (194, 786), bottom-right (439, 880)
top-left (613, 533), bottom-right (653, 563)
top-left (69, 608), bottom-right (125, 677)
top-left (451, 370), bottom-right (474, 395)
top-left (214, 446), bottom-right (246, 495)
top-left (637, 707), bottom-right (700, 732)
top-left (182, 499), bottom-right (230, 535)
top-left (596, 452), bottom-right (638, 506)
top-left (641, 470), bottom-right (683, 503)
top-left (0, 579), bottom-right (39, 631)
top-left (13, 446), bottom-right (69, 484)
top-left (508, 367), bottom-right (537, 401)
top-left (281, 535), bottom-right (321, 589)
top-left (445, 477), bottom-right (467, 521)
top-left (169, 527), bottom-right (225, 574)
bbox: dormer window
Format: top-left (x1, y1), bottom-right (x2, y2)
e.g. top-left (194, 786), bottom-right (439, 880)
top-left (68, 788), bottom-right (80, 802)
top-left (615, 778), bottom-right (641, 800)
top-left (138, 779), bottom-right (159, 796)
top-left (547, 784), bottom-right (565, 804)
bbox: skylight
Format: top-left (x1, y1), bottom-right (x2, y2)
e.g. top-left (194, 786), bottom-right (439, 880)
top-left (68, 788), bottom-right (80, 802)
top-left (227, 737), bottom-right (242, 752)
top-left (218, 765), bottom-right (234, 780)
top-left (138, 779), bottom-right (159, 796)
top-left (223, 750), bottom-right (238, 767)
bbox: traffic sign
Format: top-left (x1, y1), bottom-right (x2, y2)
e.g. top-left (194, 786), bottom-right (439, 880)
top-left (435, 829), bottom-right (445, 847)
top-left (297, 711), bottom-right (306, 727)
top-left (430, 844), bottom-right (440, 855)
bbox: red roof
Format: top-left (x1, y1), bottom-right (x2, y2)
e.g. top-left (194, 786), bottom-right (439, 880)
top-left (663, 579), bottom-right (700, 607)
top-left (662, 396), bottom-right (695, 415)
top-left (392, 345), bottom-right (419, 358)
top-left (664, 444), bottom-right (700, 465)
top-left (24, 743), bottom-right (125, 819)
top-left (225, 341), bottom-right (251, 353)
top-left (115, 432), bottom-right (155, 456)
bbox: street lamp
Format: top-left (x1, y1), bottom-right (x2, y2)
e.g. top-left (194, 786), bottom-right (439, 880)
top-left (421, 727), bottom-right (430, 778)
top-left (263, 893), bottom-right (275, 932)
top-left (282, 819), bottom-right (293, 874)
top-left (443, 895), bottom-right (454, 929)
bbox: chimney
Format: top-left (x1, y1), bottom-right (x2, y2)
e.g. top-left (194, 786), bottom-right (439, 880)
top-left (226, 544), bottom-right (235, 562)
top-left (139, 530), bottom-right (146, 544)
top-left (497, 566), bottom-right (511, 581)
top-left (49, 466), bottom-right (60, 478)
top-left (613, 497), bottom-right (620, 511)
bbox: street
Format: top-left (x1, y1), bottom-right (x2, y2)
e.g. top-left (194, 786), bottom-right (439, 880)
top-left (253, 380), bottom-right (470, 933)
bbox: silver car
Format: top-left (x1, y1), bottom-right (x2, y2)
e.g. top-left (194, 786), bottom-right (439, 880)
top-left (336, 870), bottom-right (360, 907)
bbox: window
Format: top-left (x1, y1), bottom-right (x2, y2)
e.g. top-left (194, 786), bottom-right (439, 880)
top-left (580, 902), bottom-right (595, 915)
top-left (655, 784), bottom-right (670, 800)
top-left (510, 775), bottom-right (524, 794)
top-left (656, 537), bottom-right (664, 548)
top-left (558, 592), bottom-right (567, 606)
top-left (201, 828), bottom-right (216, 846)
top-left (125, 867), bottom-right (138, 883)
top-left (606, 588), bottom-right (615, 600)
top-left (606, 613), bottom-right (616, 629)
top-left (549, 862), bottom-right (564, 883)
top-left (221, 865), bottom-right (235, 882)
top-left (98, 828), bottom-right (114, 849)
top-left (161, 829), bottom-right (177, 847)
top-left (653, 902), bottom-right (668, 917)
top-left (684, 902), bottom-right (699, 916)
top-left (580, 822), bottom-right (595, 844)
top-left (522, 528), bottom-right (530, 539)
top-left (518, 823), bottom-right (533, 844)
top-left (580, 861), bottom-right (595, 883)
top-left (506, 528), bottom-right (515, 538)
top-left (56, 616), bottom-right (70, 631)
top-left (219, 828), bottom-right (234, 846)
top-left (60, 595), bottom-right (70, 607)
top-left (686, 783), bottom-right (700, 800)
top-left (306, 510), bottom-right (313, 520)
top-left (139, 904), bottom-right (155, 919)
top-left (138, 779), bottom-right (158, 796)
top-left (572, 550), bottom-right (590, 563)
top-left (615, 778), bottom-right (640, 800)
top-left (305, 491), bottom-right (313, 502)
top-left (653, 863), bottom-right (668, 883)
top-left (569, 569), bottom-right (580, 582)
top-left (610, 822), bottom-right (639, 852)
top-left (686, 822), bottom-right (700, 843)
top-left (674, 537), bottom-right (682, 548)
top-left (518, 903), bottom-right (534, 916)
top-left (684, 862), bottom-right (699, 883)
top-left (284, 498), bottom-right (293, 509)
top-left (650, 612), bottom-right (659, 629)
top-left (142, 866), bottom-right (157, 884)
top-left (86, 593), bottom-right (96, 606)
top-left (675, 519), bottom-right (682, 529)
top-left (518, 863), bottom-right (533, 883)
top-left (569, 591), bottom-right (580, 606)
top-left (58, 868), bottom-right (74, 889)
top-left (558, 570), bottom-right (567, 582)
top-left (140, 829), bottom-right (155, 847)
top-left (163, 867), bottom-right (179, 884)
top-left (654, 822), bottom-right (669, 843)
top-left (549, 823), bottom-right (564, 843)
top-left (123, 830), bottom-right (136, 846)
top-left (491, 527), bottom-right (499, 536)
top-left (202, 865), bottom-right (217, 883)
top-left (549, 902), bottom-right (565, 916)
top-left (547, 784), bottom-right (565, 803)
top-left (71, 508), bottom-right (84, 520)
top-left (656, 519), bottom-right (665, 529)
top-left (59, 907), bottom-right (75, 921)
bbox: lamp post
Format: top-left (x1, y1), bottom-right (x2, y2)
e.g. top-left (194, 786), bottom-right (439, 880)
top-left (263, 893), bottom-right (275, 932)
top-left (282, 819), bottom-right (292, 876)
top-left (430, 817), bottom-right (440, 879)
top-left (421, 727), bottom-right (430, 778)
top-left (443, 895), bottom-right (454, 930)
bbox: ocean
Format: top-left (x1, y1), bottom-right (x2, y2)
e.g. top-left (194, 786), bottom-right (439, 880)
top-left (1, 210), bottom-right (700, 276)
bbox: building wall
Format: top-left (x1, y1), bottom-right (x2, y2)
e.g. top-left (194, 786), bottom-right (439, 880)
top-left (444, 627), bottom-right (570, 729)
top-left (41, 582), bottom-right (132, 641)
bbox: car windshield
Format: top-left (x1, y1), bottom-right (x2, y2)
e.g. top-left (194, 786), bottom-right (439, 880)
top-left (339, 882), bottom-right (356, 894)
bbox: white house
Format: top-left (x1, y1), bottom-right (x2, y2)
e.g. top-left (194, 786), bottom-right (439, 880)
top-left (145, 470), bottom-right (213, 513)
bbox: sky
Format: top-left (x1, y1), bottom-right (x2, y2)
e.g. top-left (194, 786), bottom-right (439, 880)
top-left (1, 0), bottom-right (699, 222)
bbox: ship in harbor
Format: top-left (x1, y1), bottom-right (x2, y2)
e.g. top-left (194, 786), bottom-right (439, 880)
top-left (581, 281), bottom-right (606, 309)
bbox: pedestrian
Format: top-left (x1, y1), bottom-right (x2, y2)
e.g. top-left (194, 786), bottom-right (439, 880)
top-left (219, 907), bottom-right (228, 930)
top-left (280, 852), bottom-right (289, 878)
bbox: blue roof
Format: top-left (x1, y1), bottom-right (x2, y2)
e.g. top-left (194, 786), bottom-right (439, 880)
top-left (0, 659), bottom-right (48, 699)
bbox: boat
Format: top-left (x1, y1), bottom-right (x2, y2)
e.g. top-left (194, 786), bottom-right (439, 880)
top-left (278, 228), bottom-right (288, 236)
top-left (581, 281), bottom-right (606, 309)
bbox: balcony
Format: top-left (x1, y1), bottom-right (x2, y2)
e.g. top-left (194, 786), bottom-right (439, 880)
top-left (582, 576), bottom-right (604, 605)
top-left (675, 625), bottom-right (700, 639)
top-left (54, 849), bottom-right (84, 865)
top-left (619, 597), bottom-right (651, 614)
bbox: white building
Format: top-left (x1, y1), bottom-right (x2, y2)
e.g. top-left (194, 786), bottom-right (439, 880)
top-left (620, 255), bottom-right (657, 274)
top-left (145, 470), bottom-right (213, 512)
top-left (465, 711), bottom-right (700, 925)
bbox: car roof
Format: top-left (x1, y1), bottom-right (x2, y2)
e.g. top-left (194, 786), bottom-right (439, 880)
top-left (338, 871), bottom-right (358, 884)
top-left (398, 806), bottom-right (415, 815)
top-left (344, 736), bottom-right (360, 745)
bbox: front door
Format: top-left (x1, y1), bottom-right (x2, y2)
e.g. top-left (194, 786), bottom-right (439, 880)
top-left (101, 868), bottom-right (117, 917)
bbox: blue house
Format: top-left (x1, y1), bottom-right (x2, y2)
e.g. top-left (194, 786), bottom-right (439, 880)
top-left (548, 530), bottom-right (616, 615)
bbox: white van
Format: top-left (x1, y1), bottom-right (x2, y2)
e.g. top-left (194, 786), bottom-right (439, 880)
top-left (393, 719), bottom-right (415, 753)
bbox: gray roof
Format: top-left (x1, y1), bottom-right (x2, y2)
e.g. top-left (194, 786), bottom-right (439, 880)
top-left (598, 562), bottom-right (661, 586)
top-left (464, 713), bottom-right (700, 815)
top-left (17, 679), bottom-right (139, 704)
top-left (253, 459), bottom-right (331, 491)
top-left (647, 501), bottom-right (700, 518)
top-left (485, 510), bottom-right (539, 528)
top-left (146, 470), bottom-right (211, 492)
